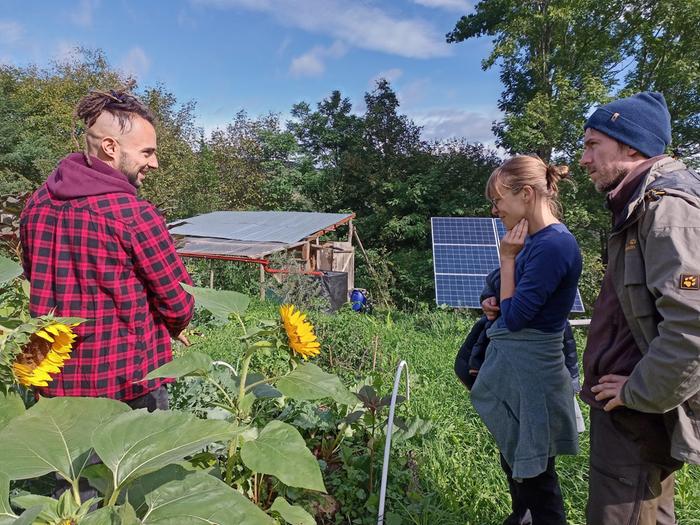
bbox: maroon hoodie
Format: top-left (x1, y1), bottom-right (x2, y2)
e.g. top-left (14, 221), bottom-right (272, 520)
top-left (46, 152), bottom-right (136, 199)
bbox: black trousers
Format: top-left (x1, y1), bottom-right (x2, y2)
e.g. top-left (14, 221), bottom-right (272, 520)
top-left (53, 386), bottom-right (169, 503)
top-left (500, 454), bottom-right (567, 525)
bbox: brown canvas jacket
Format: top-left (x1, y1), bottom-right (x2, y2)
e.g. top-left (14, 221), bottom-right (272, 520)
top-left (608, 156), bottom-right (700, 465)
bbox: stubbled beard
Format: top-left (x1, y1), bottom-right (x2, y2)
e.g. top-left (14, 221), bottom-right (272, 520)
top-left (118, 153), bottom-right (142, 187)
top-left (598, 167), bottom-right (629, 193)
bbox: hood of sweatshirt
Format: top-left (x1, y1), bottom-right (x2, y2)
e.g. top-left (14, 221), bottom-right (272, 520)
top-left (46, 152), bottom-right (137, 200)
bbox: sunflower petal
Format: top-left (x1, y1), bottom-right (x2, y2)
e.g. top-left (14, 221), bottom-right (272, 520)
top-left (36, 330), bottom-right (55, 342)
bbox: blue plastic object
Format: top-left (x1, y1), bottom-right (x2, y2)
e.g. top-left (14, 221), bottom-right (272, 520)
top-left (351, 288), bottom-right (367, 312)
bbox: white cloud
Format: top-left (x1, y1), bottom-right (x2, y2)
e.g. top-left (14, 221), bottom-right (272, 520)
top-left (0, 20), bottom-right (23, 45)
top-left (192, 0), bottom-right (450, 58)
top-left (290, 41), bottom-right (347, 77)
top-left (398, 78), bottom-right (431, 107)
top-left (70, 0), bottom-right (100, 28)
top-left (290, 51), bottom-right (324, 77)
top-left (277, 36), bottom-right (292, 56)
top-left (119, 47), bottom-right (151, 78)
top-left (53, 41), bottom-right (83, 63)
top-left (412, 107), bottom-right (501, 145)
top-left (177, 9), bottom-right (198, 29)
top-left (370, 68), bottom-right (403, 87)
top-left (413, 0), bottom-right (470, 12)
top-left (196, 109), bottom-right (293, 139)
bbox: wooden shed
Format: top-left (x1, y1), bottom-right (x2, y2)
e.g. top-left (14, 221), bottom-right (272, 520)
top-left (169, 211), bottom-right (356, 301)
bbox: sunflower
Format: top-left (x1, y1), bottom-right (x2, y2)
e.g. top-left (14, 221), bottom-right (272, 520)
top-left (280, 304), bottom-right (320, 360)
top-left (12, 322), bottom-right (77, 387)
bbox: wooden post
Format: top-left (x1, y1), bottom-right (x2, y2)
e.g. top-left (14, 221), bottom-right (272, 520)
top-left (313, 237), bottom-right (320, 271)
top-left (209, 259), bottom-right (214, 288)
top-left (348, 220), bottom-right (354, 243)
top-left (259, 263), bottom-right (265, 300)
top-left (353, 229), bottom-right (389, 309)
top-left (302, 241), bottom-right (311, 271)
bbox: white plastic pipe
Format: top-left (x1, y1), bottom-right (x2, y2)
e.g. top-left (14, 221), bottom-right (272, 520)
top-left (377, 360), bottom-right (410, 525)
top-left (211, 360), bottom-right (237, 374)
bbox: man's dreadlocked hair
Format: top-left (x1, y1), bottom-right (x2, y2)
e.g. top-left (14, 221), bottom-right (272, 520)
top-left (74, 87), bottom-right (155, 132)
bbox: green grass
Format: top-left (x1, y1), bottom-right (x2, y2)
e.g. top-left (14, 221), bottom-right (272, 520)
top-left (187, 301), bottom-right (700, 525)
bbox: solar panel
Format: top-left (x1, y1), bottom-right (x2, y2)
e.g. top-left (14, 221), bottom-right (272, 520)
top-left (431, 217), bottom-right (501, 309)
top-left (431, 217), bottom-right (585, 313)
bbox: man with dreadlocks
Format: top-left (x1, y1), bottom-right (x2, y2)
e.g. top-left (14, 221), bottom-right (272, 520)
top-left (20, 88), bottom-right (194, 410)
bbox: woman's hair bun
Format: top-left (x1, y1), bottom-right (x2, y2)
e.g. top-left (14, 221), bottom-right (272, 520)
top-left (546, 164), bottom-right (570, 181)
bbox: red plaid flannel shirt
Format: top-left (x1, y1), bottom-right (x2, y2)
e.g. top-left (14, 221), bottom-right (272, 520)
top-left (20, 171), bottom-right (194, 400)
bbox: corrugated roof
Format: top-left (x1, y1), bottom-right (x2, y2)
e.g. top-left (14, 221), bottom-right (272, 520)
top-left (174, 236), bottom-right (298, 259)
top-left (169, 211), bottom-right (352, 244)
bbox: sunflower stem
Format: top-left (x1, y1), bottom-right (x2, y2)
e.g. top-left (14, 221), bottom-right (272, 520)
top-left (232, 312), bottom-right (247, 336)
top-left (237, 350), bottom-right (254, 416)
top-left (107, 485), bottom-right (122, 507)
top-left (224, 435), bottom-right (239, 485)
top-left (329, 420), bottom-right (349, 453)
top-left (70, 479), bottom-right (82, 506)
top-left (204, 375), bottom-right (236, 411)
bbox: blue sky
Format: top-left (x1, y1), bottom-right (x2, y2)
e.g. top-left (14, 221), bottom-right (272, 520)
top-left (0, 0), bottom-right (503, 145)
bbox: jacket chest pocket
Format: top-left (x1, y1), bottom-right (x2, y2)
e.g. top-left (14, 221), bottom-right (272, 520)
top-left (623, 249), bottom-right (656, 318)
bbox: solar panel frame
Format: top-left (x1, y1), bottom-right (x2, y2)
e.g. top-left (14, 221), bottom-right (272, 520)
top-left (431, 217), bottom-right (585, 312)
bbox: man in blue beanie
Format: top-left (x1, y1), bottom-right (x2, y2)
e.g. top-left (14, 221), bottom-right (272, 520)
top-left (580, 91), bottom-right (700, 524)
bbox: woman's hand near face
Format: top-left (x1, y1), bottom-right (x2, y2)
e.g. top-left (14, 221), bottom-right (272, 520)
top-left (500, 218), bottom-right (528, 260)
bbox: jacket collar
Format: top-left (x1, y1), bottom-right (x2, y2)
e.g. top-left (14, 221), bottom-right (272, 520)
top-left (610, 156), bottom-right (679, 231)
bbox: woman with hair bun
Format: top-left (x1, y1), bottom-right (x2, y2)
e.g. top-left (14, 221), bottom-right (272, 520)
top-left (472, 155), bottom-right (582, 525)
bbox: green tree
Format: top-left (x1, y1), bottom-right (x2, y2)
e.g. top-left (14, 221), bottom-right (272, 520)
top-left (140, 86), bottom-right (202, 217)
top-left (0, 67), bottom-right (36, 194)
top-left (355, 80), bottom-right (428, 248)
top-left (447, 0), bottom-right (626, 160)
top-left (205, 111), bottom-right (304, 212)
top-left (447, 0), bottom-right (699, 160)
top-left (0, 48), bottom-right (207, 225)
top-left (0, 49), bottom-right (126, 188)
top-left (288, 90), bottom-right (364, 213)
top-left (448, 0), bottom-right (700, 308)
top-left (620, 0), bottom-right (700, 159)
top-left (290, 82), bottom-right (500, 305)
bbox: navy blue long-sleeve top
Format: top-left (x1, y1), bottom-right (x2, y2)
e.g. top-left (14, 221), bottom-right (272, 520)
top-left (498, 223), bottom-right (582, 333)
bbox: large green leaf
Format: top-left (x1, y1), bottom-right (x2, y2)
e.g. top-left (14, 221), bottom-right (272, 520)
top-left (0, 389), bottom-right (25, 432)
top-left (144, 352), bottom-right (212, 380)
top-left (0, 473), bottom-right (18, 525)
top-left (82, 463), bottom-right (114, 500)
top-left (181, 283), bottom-right (249, 321)
top-left (270, 497), bottom-right (315, 525)
top-left (121, 463), bottom-right (199, 516)
top-left (276, 363), bottom-right (356, 406)
top-left (0, 397), bottom-right (130, 481)
top-left (81, 503), bottom-right (141, 525)
top-left (93, 409), bottom-right (241, 490)
top-left (141, 472), bottom-right (274, 525)
top-left (10, 507), bottom-right (42, 525)
top-left (240, 420), bottom-right (325, 492)
top-left (243, 372), bottom-right (282, 399)
top-left (0, 255), bottom-right (22, 284)
top-left (10, 494), bottom-right (55, 510)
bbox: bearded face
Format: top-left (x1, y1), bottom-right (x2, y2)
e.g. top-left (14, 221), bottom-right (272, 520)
top-left (580, 128), bottom-right (631, 193)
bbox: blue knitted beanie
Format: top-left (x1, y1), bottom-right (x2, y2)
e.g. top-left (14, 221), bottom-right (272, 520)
top-left (584, 91), bottom-right (671, 158)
